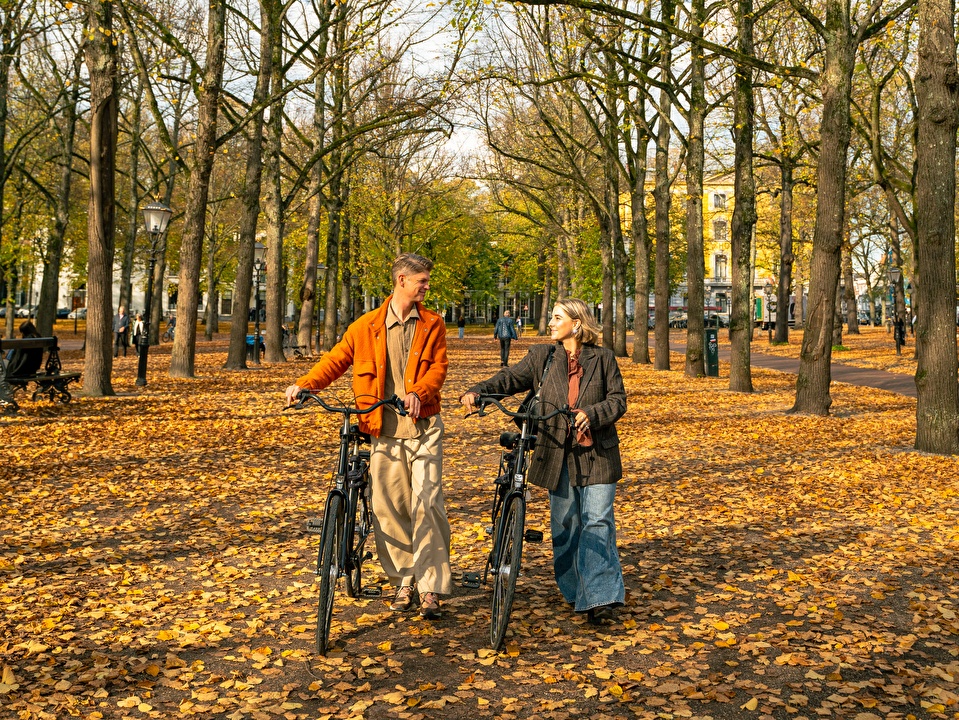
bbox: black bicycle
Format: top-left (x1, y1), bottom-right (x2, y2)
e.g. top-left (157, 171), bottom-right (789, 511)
top-left (469, 395), bottom-right (573, 649)
top-left (286, 391), bottom-right (406, 654)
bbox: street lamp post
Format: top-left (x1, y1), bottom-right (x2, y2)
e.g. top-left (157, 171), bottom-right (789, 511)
top-left (252, 242), bottom-right (266, 365)
top-left (763, 282), bottom-right (774, 342)
top-left (136, 201), bottom-right (173, 387)
top-left (888, 266), bottom-right (903, 355)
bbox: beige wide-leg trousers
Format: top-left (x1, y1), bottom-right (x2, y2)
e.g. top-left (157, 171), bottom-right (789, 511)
top-left (370, 418), bottom-right (453, 595)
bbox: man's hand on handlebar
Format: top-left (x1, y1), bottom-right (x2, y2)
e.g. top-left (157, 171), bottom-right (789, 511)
top-left (403, 392), bottom-right (422, 421)
top-left (285, 384), bottom-right (304, 407)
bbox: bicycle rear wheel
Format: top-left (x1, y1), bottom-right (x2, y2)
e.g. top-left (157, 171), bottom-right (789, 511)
top-left (316, 493), bottom-right (345, 655)
top-left (490, 493), bottom-right (525, 650)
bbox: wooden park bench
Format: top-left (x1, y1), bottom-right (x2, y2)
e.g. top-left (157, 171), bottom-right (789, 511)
top-left (0, 336), bottom-right (81, 415)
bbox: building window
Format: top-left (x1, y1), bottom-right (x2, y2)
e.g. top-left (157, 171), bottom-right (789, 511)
top-left (713, 192), bottom-right (727, 210)
top-left (220, 290), bottom-right (233, 317)
top-left (713, 218), bottom-right (728, 246)
top-left (715, 254), bottom-right (728, 281)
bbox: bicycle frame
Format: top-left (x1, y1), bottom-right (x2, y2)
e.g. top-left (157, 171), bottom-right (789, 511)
top-left (288, 392), bottom-right (405, 653)
top-left (471, 395), bottom-right (572, 648)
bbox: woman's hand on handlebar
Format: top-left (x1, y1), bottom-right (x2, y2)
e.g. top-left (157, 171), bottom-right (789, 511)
top-left (460, 392), bottom-right (479, 415)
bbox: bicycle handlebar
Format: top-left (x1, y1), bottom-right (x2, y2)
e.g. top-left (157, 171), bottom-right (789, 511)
top-left (469, 394), bottom-right (573, 423)
top-left (285, 392), bottom-right (408, 416)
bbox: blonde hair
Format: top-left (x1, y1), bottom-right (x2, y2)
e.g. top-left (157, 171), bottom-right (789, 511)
top-left (391, 253), bottom-right (434, 285)
top-left (555, 298), bottom-right (602, 345)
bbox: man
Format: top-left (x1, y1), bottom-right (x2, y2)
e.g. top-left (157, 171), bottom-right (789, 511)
top-left (284, 253), bottom-right (452, 620)
top-left (493, 309), bottom-right (518, 367)
top-left (113, 306), bottom-right (129, 358)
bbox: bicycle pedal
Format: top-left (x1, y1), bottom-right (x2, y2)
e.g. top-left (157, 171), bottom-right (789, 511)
top-left (361, 586), bottom-right (383, 598)
top-left (484, 525), bottom-right (494, 534)
top-left (462, 572), bottom-right (481, 589)
top-left (524, 529), bottom-right (544, 542)
top-left (306, 517), bottom-right (324, 534)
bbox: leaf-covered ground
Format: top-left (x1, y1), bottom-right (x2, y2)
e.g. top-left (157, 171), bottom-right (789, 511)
top-left (2, 334), bottom-right (957, 720)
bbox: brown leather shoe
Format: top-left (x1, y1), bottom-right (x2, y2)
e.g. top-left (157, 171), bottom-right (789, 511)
top-left (390, 585), bottom-right (418, 612)
top-left (419, 592), bottom-right (441, 620)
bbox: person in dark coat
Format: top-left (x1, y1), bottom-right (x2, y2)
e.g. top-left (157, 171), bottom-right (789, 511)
top-left (113, 306), bottom-right (129, 357)
top-left (461, 298), bottom-right (627, 624)
top-left (493, 310), bottom-right (518, 367)
top-left (5, 321), bottom-right (43, 378)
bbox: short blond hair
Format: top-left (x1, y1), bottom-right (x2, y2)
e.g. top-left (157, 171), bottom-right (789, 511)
top-left (391, 253), bottom-right (434, 285)
top-left (555, 298), bottom-right (602, 345)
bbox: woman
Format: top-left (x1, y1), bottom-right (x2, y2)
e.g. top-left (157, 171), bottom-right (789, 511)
top-left (461, 298), bottom-right (627, 624)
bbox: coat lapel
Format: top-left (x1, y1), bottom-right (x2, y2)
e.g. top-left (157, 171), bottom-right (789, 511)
top-left (578, 345), bottom-right (600, 396)
top-left (543, 344), bottom-right (568, 403)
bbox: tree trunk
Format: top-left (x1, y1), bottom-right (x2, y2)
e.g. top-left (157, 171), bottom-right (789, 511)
top-left (652, 0), bottom-right (674, 371)
top-left (170, 0), bottom-right (227, 378)
top-left (597, 208), bottom-right (615, 351)
top-left (321, 193), bottom-right (343, 350)
top-left (263, 28), bottom-right (286, 364)
top-left (842, 244), bottom-right (858, 333)
top-left (794, 235), bottom-right (806, 329)
top-left (791, 4), bottom-right (854, 415)
top-left (774, 159), bottom-right (794, 344)
top-left (297, 188), bottom-right (323, 355)
top-left (729, 0), bottom-right (756, 392)
top-left (223, 1), bottom-right (274, 369)
top-left (82, 0), bottom-right (118, 396)
top-left (914, 0), bottom-right (959, 452)
top-left (630, 180), bottom-right (651, 364)
top-left (119, 82), bottom-right (142, 315)
top-left (37, 57), bottom-right (81, 337)
top-left (684, 0), bottom-right (706, 377)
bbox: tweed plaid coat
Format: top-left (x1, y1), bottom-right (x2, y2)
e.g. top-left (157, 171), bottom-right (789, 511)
top-left (468, 343), bottom-right (627, 491)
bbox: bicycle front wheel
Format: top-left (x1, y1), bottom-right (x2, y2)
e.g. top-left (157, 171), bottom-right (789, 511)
top-left (490, 494), bottom-right (525, 650)
top-left (344, 483), bottom-right (366, 598)
top-left (316, 493), bottom-right (345, 655)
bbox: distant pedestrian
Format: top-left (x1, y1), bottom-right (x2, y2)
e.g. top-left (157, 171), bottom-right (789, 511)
top-left (132, 313), bottom-right (144, 356)
top-left (457, 314), bottom-right (466, 339)
top-left (113, 306), bottom-right (129, 358)
top-left (493, 310), bottom-right (518, 367)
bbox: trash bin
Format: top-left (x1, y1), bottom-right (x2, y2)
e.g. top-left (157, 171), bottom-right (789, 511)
top-left (704, 327), bottom-right (719, 377)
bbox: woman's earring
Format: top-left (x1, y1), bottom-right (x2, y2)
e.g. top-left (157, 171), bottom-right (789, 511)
top-left (573, 324), bottom-right (580, 335)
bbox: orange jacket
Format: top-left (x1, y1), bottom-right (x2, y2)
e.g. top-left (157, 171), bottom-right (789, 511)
top-left (295, 297), bottom-right (448, 437)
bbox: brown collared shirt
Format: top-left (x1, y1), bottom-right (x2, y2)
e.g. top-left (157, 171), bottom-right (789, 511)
top-left (382, 300), bottom-right (423, 438)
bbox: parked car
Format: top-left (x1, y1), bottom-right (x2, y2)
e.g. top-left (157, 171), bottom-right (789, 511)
top-left (16, 305), bottom-right (37, 318)
top-left (67, 308), bottom-right (87, 319)
top-left (647, 312), bottom-right (655, 329)
top-left (57, 307), bottom-right (71, 319)
top-left (705, 312), bottom-right (729, 328)
top-left (668, 311), bottom-right (688, 328)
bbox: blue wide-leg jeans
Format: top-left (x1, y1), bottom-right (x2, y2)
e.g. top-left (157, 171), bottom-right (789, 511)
top-left (549, 462), bottom-right (625, 612)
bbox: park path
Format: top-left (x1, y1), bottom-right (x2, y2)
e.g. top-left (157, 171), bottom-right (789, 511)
top-left (673, 342), bottom-right (917, 398)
